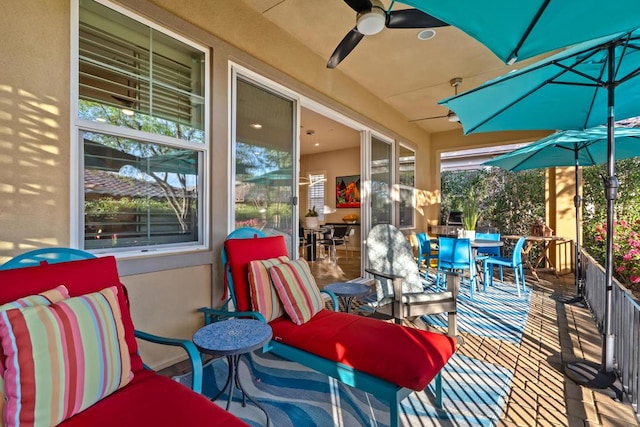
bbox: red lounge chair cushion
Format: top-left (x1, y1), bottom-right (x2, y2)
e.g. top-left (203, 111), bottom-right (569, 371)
top-left (270, 309), bottom-right (456, 391)
top-left (0, 257), bottom-right (143, 372)
top-left (59, 371), bottom-right (248, 427)
top-left (225, 236), bottom-right (288, 312)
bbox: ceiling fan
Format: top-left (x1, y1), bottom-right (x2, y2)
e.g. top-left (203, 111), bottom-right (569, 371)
top-left (327, 0), bottom-right (449, 69)
top-left (410, 78), bottom-right (462, 123)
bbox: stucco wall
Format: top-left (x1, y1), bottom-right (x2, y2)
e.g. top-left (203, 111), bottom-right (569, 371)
top-left (1, 1), bottom-right (72, 255)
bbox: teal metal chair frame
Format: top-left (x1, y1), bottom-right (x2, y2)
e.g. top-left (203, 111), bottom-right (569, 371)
top-left (198, 228), bottom-right (445, 427)
top-left (485, 237), bottom-right (528, 297)
top-left (416, 232), bottom-right (438, 272)
top-left (0, 247), bottom-right (205, 393)
top-left (474, 232), bottom-right (503, 285)
top-left (437, 237), bottom-right (477, 298)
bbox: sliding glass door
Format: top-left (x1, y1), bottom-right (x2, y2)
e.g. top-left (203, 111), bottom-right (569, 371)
top-left (232, 76), bottom-right (297, 255)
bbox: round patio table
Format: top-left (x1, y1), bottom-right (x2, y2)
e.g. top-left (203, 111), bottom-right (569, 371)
top-left (193, 319), bottom-right (272, 426)
top-left (324, 282), bottom-right (372, 313)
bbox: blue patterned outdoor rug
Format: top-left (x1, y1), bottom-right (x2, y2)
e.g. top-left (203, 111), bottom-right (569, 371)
top-left (174, 351), bottom-right (512, 426)
top-left (422, 280), bottom-right (532, 344)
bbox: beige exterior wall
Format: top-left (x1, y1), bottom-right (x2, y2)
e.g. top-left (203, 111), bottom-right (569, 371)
top-left (547, 167), bottom-right (578, 274)
top-left (1, 0), bottom-right (573, 368)
top-left (1, 1), bottom-right (72, 254)
top-left (123, 265), bottom-right (211, 368)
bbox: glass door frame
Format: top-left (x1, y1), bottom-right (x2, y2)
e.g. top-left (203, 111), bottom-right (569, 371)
top-left (230, 63), bottom-right (300, 257)
top-left (361, 131), bottom-right (396, 273)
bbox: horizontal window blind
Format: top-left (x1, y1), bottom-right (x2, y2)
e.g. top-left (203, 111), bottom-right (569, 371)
top-left (79, 21), bottom-right (204, 133)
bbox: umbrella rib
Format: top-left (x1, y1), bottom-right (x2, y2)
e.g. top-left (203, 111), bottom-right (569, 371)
top-left (466, 54), bottom-right (597, 133)
top-left (509, 0), bottom-right (551, 64)
top-left (448, 36), bottom-right (621, 100)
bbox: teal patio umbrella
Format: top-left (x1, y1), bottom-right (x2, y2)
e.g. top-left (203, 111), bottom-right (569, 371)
top-left (440, 29), bottom-right (640, 390)
top-left (403, 0), bottom-right (640, 64)
top-left (484, 127), bottom-right (640, 302)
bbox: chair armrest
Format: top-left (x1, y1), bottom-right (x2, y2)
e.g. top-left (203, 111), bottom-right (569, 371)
top-left (365, 268), bottom-right (405, 281)
top-left (197, 306), bottom-right (267, 324)
top-left (366, 268), bottom-right (405, 303)
top-left (134, 330), bottom-right (204, 394)
top-left (320, 289), bottom-right (339, 311)
top-left (441, 270), bottom-right (460, 298)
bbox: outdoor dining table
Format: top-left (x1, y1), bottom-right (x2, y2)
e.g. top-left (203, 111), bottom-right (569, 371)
top-left (502, 235), bottom-right (569, 281)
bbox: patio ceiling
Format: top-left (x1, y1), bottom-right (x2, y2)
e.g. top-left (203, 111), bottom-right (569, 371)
top-left (241, 0), bottom-right (546, 138)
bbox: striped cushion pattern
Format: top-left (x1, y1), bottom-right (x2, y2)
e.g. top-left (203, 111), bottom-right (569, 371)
top-left (0, 285), bottom-right (70, 312)
top-left (248, 256), bottom-right (288, 322)
top-left (0, 286), bottom-right (132, 427)
top-left (269, 259), bottom-right (324, 325)
top-left (0, 285), bottom-right (70, 427)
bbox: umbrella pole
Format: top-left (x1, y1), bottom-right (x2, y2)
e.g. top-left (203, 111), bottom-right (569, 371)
top-left (601, 45), bottom-right (618, 374)
top-left (564, 43), bottom-right (619, 396)
top-left (563, 160), bottom-right (587, 306)
top-left (574, 159), bottom-right (584, 297)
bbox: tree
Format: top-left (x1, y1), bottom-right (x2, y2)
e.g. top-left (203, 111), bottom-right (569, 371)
top-left (441, 168), bottom-right (545, 235)
top-left (79, 101), bottom-right (199, 236)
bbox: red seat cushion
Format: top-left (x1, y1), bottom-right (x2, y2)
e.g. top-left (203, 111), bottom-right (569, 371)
top-left (59, 371), bottom-right (248, 426)
top-left (270, 309), bottom-right (456, 391)
top-left (224, 235), bottom-right (288, 312)
top-left (0, 259), bottom-right (248, 426)
top-left (0, 257), bottom-right (143, 372)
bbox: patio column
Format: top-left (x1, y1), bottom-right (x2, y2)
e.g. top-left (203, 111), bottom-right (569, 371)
top-left (546, 167), bottom-right (578, 274)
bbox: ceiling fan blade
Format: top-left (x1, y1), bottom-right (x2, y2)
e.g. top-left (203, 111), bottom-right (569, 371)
top-left (343, 0), bottom-right (372, 13)
top-left (409, 114), bottom-right (448, 122)
top-left (327, 28), bottom-right (365, 69)
top-left (386, 9), bottom-right (448, 29)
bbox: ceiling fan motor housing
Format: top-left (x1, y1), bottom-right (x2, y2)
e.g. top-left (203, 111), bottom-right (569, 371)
top-left (356, 0), bottom-right (386, 35)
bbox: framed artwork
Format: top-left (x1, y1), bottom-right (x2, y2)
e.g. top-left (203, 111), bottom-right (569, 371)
top-left (336, 175), bottom-right (361, 208)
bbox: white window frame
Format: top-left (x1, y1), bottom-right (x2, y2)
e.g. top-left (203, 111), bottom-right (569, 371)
top-left (70, 0), bottom-right (210, 258)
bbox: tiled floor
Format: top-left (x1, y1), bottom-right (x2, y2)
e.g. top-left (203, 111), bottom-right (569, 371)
top-left (161, 250), bottom-right (639, 426)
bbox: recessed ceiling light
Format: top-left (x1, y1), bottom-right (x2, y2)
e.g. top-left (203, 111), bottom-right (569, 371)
top-left (417, 29), bottom-right (436, 41)
top-left (250, 123), bottom-right (262, 129)
top-left (314, 143), bottom-right (319, 146)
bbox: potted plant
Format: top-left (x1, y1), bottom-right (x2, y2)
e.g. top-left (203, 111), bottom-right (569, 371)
top-left (462, 197), bottom-right (479, 240)
top-left (304, 206), bottom-right (319, 229)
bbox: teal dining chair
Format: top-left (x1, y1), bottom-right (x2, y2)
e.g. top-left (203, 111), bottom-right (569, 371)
top-left (474, 232), bottom-right (502, 285)
top-left (437, 237), bottom-right (477, 299)
top-left (484, 236), bottom-right (527, 297)
top-left (416, 232), bottom-right (438, 272)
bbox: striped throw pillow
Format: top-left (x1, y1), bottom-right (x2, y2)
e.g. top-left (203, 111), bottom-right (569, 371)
top-left (0, 285), bottom-right (70, 427)
top-left (248, 256), bottom-right (288, 322)
top-left (269, 259), bottom-right (324, 325)
top-left (0, 286), bottom-right (132, 427)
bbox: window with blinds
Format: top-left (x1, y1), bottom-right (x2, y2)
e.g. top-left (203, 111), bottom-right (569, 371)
top-left (78, 0), bottom-right (205, 142)
top-left (77, 0), bottom-right (208, 253)
top-left (308, 173), bottom-right (326, 221)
